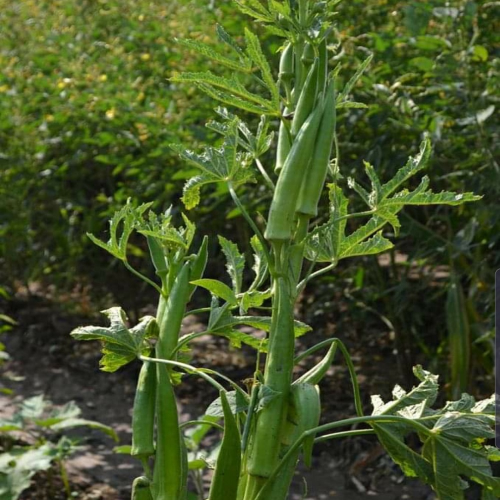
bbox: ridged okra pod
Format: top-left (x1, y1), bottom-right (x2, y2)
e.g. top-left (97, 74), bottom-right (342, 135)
top-left (132, 476), bottom-right (154, 500)
top-left (265, 99), bottom-right (324, 242)
top-left (291, 58), bottom-right (319, 137)
top-left (296, 78), bottom-right (336, 217)
top-left (131, 360), bottom-right (156, 459)
top-left (152, 263), bottom-right (191, 500)
top-left (208, 391), bottom-right (242, 500)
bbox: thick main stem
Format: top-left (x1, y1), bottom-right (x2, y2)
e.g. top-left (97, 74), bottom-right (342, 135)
top-left (244, 245), bottom-right (296, 498)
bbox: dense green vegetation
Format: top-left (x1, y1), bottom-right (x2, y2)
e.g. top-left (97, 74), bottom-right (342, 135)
top-left (0, 0), bottom-right (498, 389)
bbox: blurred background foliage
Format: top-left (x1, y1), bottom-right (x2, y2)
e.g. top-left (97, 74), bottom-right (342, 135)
top-left (0, 0), bottom-right (498, 393)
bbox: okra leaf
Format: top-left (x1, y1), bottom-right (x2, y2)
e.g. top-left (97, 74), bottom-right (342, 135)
top-left (234, 0), bottom-right (274, 22)
top-left (249, 234), bottom-right (268, 290)
top-left (382, 182), bottom-right (481, 207)
top-left (305, 185), bottom-right (349, 263)
top-left (199, 83), bottom-right (276, 115)
top-left (339, 231), bottom-right (393, 259)
top-left (244, 29), bottom-right (280, 108)
top-left (19, 395), bottom-right (46, 420)
top-left (380, 139), bottom-right (432, 200)
top-left (337, 53), bottom-right (373, 103)
top-left (181, 174), bottom-right (216, 210)
top-left (70, 308), bottom-right (156, 372)
top-left (176, 38), bottom-right (252, 73)
top-left (211, 329), bottom-right (266, 351)
top-left (218, 236), bottom-right (245, 295)
top-left (364, 161), bottom-right (383, 204)
top-left (340, 208), bottom-right (399, 255)
top-left (347, 177), bottom-right (372, 208)
top-left (255, 385), bottom-right (280, 412)
top-left (206, 391), bottom-right (249, 418)
top-left (51, 418), bottom-right (118, 441)
top-left (233, 316), bottom-right (311, 339)
top-left (191, 279), bottom-right (238, 305)
top-left (87, 200), bottom-right (152, 260)
top-left (216, 24), bottom-right (250, 63)
top-left (172, 71), bottom-right (273, 110)
top-left (336, 101), bottom-right (368, 109)
top-left (0, 444), bottom-right (55, 499)
top-left (267, 0), bottom-right (292, 20)
top-left (240, 289), bottom-right (272, 314)
top-left (370, 367), bottom-right (500, 499)
top-left (172, 119), bottom-right (255, 209)
top-left (372, 366), bottom-right (439, 416)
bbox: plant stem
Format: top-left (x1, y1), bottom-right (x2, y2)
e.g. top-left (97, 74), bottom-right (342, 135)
top-left (314, 428), bottom-right (375, 443)
top-left (59, 459), bottom-right (71, 500)
top-left (123, 260), bottom-right (165, 296)
top-left (255, 158), bottom-right (275, 189)
top-left (244, 250), bottom-right (295, 497)
top-left (228, 183), bottom-right (272, 268)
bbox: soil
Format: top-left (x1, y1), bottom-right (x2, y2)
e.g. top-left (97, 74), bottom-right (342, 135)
top-left (0, 289), bottom-right (436, 500)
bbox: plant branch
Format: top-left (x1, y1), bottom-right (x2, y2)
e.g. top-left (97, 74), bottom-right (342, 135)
top-left (228, 182), bottom-right (272, 268)
top-left (255, 158), bottom-right (275, 189)
top-left (123, 260), bottom-right (165, 297)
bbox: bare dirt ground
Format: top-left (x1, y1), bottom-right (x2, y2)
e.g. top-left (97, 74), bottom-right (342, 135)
top-left (1, 291), bottom-right (435, 500)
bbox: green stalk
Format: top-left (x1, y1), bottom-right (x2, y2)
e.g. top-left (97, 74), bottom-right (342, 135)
top-left (244, 249), bottom-right (295, 497)
top-left (152, 263), bottom-right (191, 500)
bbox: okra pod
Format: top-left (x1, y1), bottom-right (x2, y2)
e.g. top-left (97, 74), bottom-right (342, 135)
top-left (156, 262), bottom-right (191, 359)
top-left (265, 99), bottom-right (324, 242)
top-left (147, 236), bottom-right (168, 281)
top-left (131, 360), bottom-right (156, 459)
top-left (187, 235), bottom-right (208, 299)
top-left (208, 391), bottom-right (242, 500)
top-left (132, 476), bottom-right (153, 500)
top-left (152, 262), bottom-right (191, 500)
top-left (278, 42), bottom-right (294, 86)
top-left (296, 78), bottom-right (336, 217)
top-left (275, 113), bottom-right (291, 173)
top-left (317, 38), bottom-right (328, 95)
top-left (291, 58), bottom-right (319, 136)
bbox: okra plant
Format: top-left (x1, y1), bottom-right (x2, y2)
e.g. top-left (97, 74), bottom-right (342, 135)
top-left (71, 1), bottom-right (499, 499)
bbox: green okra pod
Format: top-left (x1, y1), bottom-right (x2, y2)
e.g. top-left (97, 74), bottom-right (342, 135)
top-left (146, 236), bottom-right (168, 281)
top-left (296, 78), bottom-right (336, 217)
top-left (291, 58), bottom-right (319, 136)
top-left (187, 235), bottom-right (208, 299)
top-left (156, 262), bottom-right (191, 359)
top-left (208, 391), bottom-right (242, 500)
top-left (265, 98), bottom-right (324, 242)
top-left (317, 38), bottom-right (328, 95)
top-left (301, 42), bottom-right (315, 66)
top-left (131, 360), bottom-right (156, 459)
top-left (152, 262), bottom-right (191, 500)
top-left (132, 476), bottom-right (153, 500)
top-left (279, 42), bottom-right (294, 85)
top-left (275, 113), bottom-right (291, 173)
top-left (153, 369), bottom-right (184, 500)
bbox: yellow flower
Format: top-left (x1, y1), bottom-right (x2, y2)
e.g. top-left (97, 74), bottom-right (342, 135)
top-left (99, 74), bottom-right (108, 82)
top-left (140, 53), bottom-right (151, 61)
top-left (105, 108), bottom-right (116, 120)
